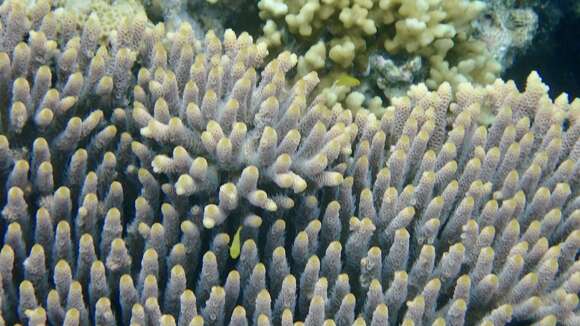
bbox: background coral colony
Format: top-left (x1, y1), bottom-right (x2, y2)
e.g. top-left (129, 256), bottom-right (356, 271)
top-left (0, 0), bottom-right (579, 325)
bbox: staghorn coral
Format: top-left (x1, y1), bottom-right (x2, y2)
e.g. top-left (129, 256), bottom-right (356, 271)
top-left (0, 1), bottom-right (579, 326)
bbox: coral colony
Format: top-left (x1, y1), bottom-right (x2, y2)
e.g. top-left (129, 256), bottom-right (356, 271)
top-left (0, 1), bottom-right (578, 325)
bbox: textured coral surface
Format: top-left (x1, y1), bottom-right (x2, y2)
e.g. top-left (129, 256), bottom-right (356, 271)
top-left (258, 0), bottom-right (502, 90)
top-left (0, 1), bottom-right (579, 325)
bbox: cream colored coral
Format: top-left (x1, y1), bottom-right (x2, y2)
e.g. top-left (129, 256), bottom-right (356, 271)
top-left (259, 0), bottom-right (499, 89)
top-left (319, 83), bottom-right (351, 108)
top-left (427, 38), bottom-right (501, 88)
top-left (366, 96), bottom-right (387, 115)
top-left (297, 41), bottom-right (327, 76)
top-left (329, 37), bottom-right (356, 68)
top-left (258, 20), bottom-right (283, 48)
top-left (338, 4), bottom-right (376, 35)
top-left (285, 0), bottom-right (320, 36)
top-left (345, 91), bottom-right (365, 112)
top-left (258, 0), bottom-right (289, 18)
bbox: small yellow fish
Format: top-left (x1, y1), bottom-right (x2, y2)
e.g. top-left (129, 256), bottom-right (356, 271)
top-left (229, 226), bottom-right (243, 259)
top-left (335, 74), bottom-right (360, 87)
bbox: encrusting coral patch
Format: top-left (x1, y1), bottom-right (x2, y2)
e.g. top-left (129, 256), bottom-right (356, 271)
top-left (0, 0), bottom-right (579, 325)
top-left (52, 0), bottom-right (149, 41)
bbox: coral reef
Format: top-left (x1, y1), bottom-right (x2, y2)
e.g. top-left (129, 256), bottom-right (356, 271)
top-left (0, 1), bottom-right (579, 326)
top-left (365, 54), bottom-right (426, 100)
top-left (53, 0), bottom-right (149, 40)
top-left (257, 0), bottom-right (502, 90)
top-left (475, 0), bottom-right (538, 69)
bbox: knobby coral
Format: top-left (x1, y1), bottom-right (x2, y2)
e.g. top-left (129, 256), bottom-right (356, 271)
top-left (258, 0), bottom-right (501, 89)
top-left (0, 1), bottom-right (579, 326)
